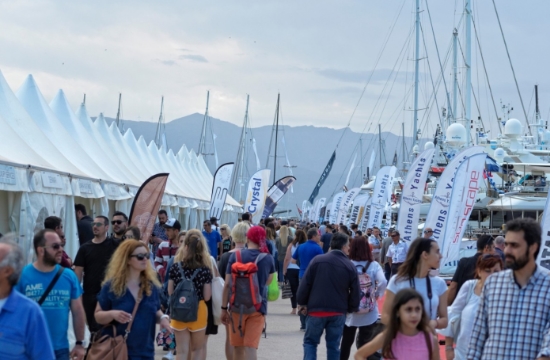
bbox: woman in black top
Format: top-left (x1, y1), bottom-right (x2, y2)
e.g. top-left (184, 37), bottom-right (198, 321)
top-left (220, 224), bottom-right (233, 254)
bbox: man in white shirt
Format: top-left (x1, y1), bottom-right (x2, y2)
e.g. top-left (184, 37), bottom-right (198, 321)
top-left (368, 227), bottom-right (383, 262)
top-left (386, 230), bottom-right (408, 277)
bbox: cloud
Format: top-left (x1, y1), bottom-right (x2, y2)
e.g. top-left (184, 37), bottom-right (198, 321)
top-left (179, 54), bottom-right (208, 63)
top-left (160, 60), bottom-right (176, 66)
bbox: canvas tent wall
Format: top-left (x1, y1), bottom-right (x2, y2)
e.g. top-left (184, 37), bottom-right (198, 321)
top-left (0, 72), bottom-right (241, 261)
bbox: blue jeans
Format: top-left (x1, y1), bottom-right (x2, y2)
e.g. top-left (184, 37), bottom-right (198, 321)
top-left (278, 259), bottom-right (284, 282)
top-left (55, 348), bottom-right (69, 360)
top-left (303, 314), bottom-right (346, 360)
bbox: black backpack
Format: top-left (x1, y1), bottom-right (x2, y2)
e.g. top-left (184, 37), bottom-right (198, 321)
top-left (170, 263), bottom-right (200, 323)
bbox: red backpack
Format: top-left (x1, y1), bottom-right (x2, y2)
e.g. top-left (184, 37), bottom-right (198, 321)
top-left (229, 250), bottom-right (267, 336)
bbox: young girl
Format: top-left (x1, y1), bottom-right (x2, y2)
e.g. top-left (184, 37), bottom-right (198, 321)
top-left (354, 288), bottom-right (439, 360)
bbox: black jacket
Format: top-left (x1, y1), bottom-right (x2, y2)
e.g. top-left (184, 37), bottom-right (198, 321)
top-left (297, 250), bottom-right (360, 314)
top-left (77, 215), bottom-right (94, 246)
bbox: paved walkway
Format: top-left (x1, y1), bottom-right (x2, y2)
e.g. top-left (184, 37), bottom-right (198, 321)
top-left (154, 296), bottom-right (336, 359)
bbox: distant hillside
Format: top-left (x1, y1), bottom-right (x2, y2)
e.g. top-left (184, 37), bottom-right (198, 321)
top-left (101, 114), bottom-right (429, 217)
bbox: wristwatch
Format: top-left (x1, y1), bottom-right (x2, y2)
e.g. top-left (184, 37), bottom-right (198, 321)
top-left (221, 306), bottom-right (228, 310)
top-left (75, 341), bottom-right (84, 346)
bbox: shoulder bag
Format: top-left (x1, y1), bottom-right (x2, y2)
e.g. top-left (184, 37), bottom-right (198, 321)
top-left (211, 258), bottom-right (225, 325)
top-left (86, 291), bottom-right (142, 360)
top-left (449, 280), bottom-right (477, 340)
top-left (38, 266), bottom-right (64, 305)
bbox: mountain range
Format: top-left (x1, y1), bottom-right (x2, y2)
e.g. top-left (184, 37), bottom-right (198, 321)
top-left (102, 113), bottom-right (428, 217)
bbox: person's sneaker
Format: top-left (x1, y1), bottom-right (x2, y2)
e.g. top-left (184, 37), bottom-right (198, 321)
top-left (162, 351), bottom-right (174, 360)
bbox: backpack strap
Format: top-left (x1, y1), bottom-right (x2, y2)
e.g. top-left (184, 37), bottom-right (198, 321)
top-left (37, 266), bottom-right (64, 306)
top-left (189, 268), bottom-right (201, 281)
top-left (236, 249), bottom-right (243, 264)
top-left (255, 252), bottom-right (268, 265)
top-left (355, 264), bottom-right (367, 274)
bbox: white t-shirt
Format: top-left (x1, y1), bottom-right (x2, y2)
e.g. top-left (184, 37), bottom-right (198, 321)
top-left (368, 235), bottom-right (382, 254)
top-left (346, 260), bottom-right (387, 327)
top-left (387, 275), bottom-right (447, 320)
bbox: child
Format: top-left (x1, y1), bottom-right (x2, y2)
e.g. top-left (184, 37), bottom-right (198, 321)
top-left (354, 288), bottom-right (439, 360)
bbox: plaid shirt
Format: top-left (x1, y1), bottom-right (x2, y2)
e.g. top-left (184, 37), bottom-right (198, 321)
top-left (467, 266), bottom-right (550, 359)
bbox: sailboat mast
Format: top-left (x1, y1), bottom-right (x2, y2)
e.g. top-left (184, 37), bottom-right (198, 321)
top-left (379, 124), bottom-right (383, 168)
top-left (413, 0), bottom-right (420, 154)
top-left (155, 96), bottom-right (164, 147)
top-left (199, 91), bottom-right (210, 156)
top-left (465, 0), bottom-right (472, 145)
top-left (402, 122), bottom-right (406, 170)
top-left (115, 93), bottom-right (122, 130)
top-left (453, 29), bottom-right (459, 125)
top-left (273, 93), bottom-right (280, 184)
top-left (360, 138), bottom-right (363, 184)
top-left (83, 94), bottom-right (86, 105)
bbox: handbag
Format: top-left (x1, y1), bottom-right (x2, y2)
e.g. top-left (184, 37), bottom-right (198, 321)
top-left (267, 272), bottom-right (279, 301)
top-left (210, 259), bottom-right (225, 325)
top-left (156, 328), bottom-right (176, 350)
top-left (86, 292), bottom-right (142, 360)
top-left (448, 280), bottom-right (477, 341)
top-left (281, 280), bottom-right (292, 299)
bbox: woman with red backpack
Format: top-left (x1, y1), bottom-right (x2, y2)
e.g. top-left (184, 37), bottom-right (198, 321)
top-left (340, 236), bottom-right (387, 360)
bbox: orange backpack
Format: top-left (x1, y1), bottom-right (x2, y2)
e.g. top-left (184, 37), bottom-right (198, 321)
top-left (229, 250), bottom-right (267, 336)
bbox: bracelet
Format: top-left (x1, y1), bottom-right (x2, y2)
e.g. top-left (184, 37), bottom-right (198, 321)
top-left (75, 341), bottom-right (84, 346)
top-left (445, 345), bottom-right (454, 350)
top-left (221, 306), bottom-right (228, 310)
top-left (160, 314), bottom-right (169, 321)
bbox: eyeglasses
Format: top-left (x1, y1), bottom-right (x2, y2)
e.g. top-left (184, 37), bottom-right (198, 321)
top-left (125, 234), bottom-right (135, 239)
top-left (424, 230), bottom-right (434, 233)
top-left (92, 222), bottom-right (105, 227)
top-left (43, 243), bottom-right (63, 250)
top-left (130, 253), bottom-right (150, 261)
top-left (111, 220), bottom-right (125, 225)
top-left (391, 234), bottom-right (399, 238)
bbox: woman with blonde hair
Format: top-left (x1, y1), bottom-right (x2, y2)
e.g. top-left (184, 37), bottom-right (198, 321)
top-left (168, 230), bottom-right (213, 360)
top-left (275, 225), bottom-right (292, 283)
top-left (220, 224), bottom-right (233, 255)
top-left (95, 240), bottom-right (171, 360)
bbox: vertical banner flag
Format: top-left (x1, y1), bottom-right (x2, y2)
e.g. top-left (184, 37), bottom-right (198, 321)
top-left (538, 190), bottom-right (550, 270)
top-left (349, 193), bottom-right (370, 226)
top-left (314, 198), bottom-right (326, 223)
top-left (397, 148), bottom-right (435, 242)
top-left (129, 173), bottom-right (169, 243)
top-left (244, 169), bottom-right (271, 224)
top-left (209, 162), bottom-right (234, 220)
top-left (367, 166), bottom-right (397, 229)
top-left (441, 153), bottom-right (487, 271)
top-left (425, 146), bottom-right (485, 251)
top-left (309, 199), bottom-right (320, 224)
top-left (336, 188), bottom-right (361, 225)
top-left (330, 192), bottom-right (346, 224)
top-left (301, 200), bottom-right (308, 221)
top-left (308, 151), bottom-right (336, 204)
top-left (345, 153), bottom-right (358, 187)
top-left (262, 176), bottom-right (297, 218)
top-left (325, 203), bottom-right (332, 224)
top-left (358, 195), bottom-right (373, 231)
top-left (319, 205), bottom-right (327, 223)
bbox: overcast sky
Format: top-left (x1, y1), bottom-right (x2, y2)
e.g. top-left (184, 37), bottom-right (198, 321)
top-left (1, 0), bottom-right (548, 139)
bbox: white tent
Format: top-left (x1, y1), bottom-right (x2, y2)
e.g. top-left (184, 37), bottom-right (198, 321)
top-left (0, 72), bottom-right (241, 262)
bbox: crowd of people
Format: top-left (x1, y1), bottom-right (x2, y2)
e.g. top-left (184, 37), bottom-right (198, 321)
top-left (0, 204), bottom-right (550, 360)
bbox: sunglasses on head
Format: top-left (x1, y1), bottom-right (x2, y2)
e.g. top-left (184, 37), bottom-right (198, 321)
top-left (111, 220), bottom-right (125, 225)
top-left (43, 243), bottom-right (63, 250)
top-left (92, 222), bottom-right (105, 227)
top-left (130, 253), bottom-right (150, 260)
top-left (481, 254), bottom-right (500, 260)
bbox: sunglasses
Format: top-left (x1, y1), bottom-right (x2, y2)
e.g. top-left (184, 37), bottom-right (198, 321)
top-left (424, 230), bottom-right (433, 233)
top-left (43, 243), bottom-right (63, 250)
top-left (391, 234), bottom-right (399, 238)
top-left (111, 220), bottom-right (125, 225)
top-left (92, 222), bottom-right (105, 227)
top-left (130, 253), bottom-right (150, 260)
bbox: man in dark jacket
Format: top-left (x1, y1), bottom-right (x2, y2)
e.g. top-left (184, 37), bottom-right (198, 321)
top-left (320, 224), bottom-right (333, 253)
top-left (297, 232), bottom-right (360, 360)
top-left (75, 204), bottom-right (94, 247)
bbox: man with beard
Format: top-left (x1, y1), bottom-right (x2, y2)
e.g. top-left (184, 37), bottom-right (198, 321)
top-left (151, 209), bottom-right (168, 255)
top-left (74, 216), bottom-right (118, 334)
top-left (17, 230), bottom-right (86, 360)
top-left (110, 211), bottom-right (128, 244)
top-left (44, 216), bottom-right (72, 268)
top-left (468, 218), bottom-right (550, 360)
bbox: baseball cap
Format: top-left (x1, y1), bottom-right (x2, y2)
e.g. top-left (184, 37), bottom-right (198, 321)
top-left (163, 218), bottom-right (181, 231)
